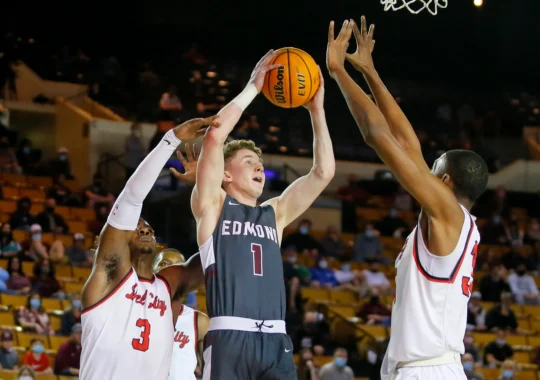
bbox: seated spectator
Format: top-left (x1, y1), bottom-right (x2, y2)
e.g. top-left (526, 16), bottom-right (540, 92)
top-left (282, 247), bottom-right (301, 311)
top-left (362, 260), bottom-right (392, 295)
top-left (17, 293), bottom-right (55, 335)
top-left (480, 265), bottom-right (511, 302)
top-left (16, 139), bottom-right (42, 176)
top-left (467, 291), bottom-right (487, 331)
top-left (334, 263), bottom-right (356, 285)
top-left (496, 359), bottom-right (516, 380)
top-left (484, 330), bottom-right (514, 367)
top-left (464, 332), bottom-right (481, 363)
top-left (526, 218), bottom-right (540, 244)
top-left (293, 312), bottom-right (330, 352)
top-left (282, 246), bottom-right (312, 286)
top-left (20, 224), bottom-right (49, 261)
top-left (35, 198), bottom-right (69, 234)
top-left (60, 295), bottom-right (82, 336)
top-left (501, 249), bottom-right (525, 271)
top-left (310, 258), bottom-right (338, 288)
top-left (296, 348), bottom-right (319, 380)
top-left (48, 147), bottom-right (73, 179)
top-left (482, 215), bottom-right (510, 245)
top-left (357, 293), bottom-right (391, 326)
top-left (354, 224), bottom-right (384, 262)
top-left (0, 331), bottom-right (18, 371)
top-left (0, 136), bottom-right (21, 174)
top-left (319, 225), bottom-right (346, 259)
top-left (319, 347), bottom-right (354, 380)
top-left (66, 234), bottom-right (92, 267)
top-left (1, 222), bottom-right (21, 258)
top-left (6, 257), bottom-right (31, 295)
top-left (46, 174), bottom-right (79, 207)
top-left (31, 259), bottom-right (62, 299)
top-left (9, 198), bottom-right (34, 231)
top-left (23, 338), bottom-right (53, 374)
top-left (88, 204), bottom-right (108, 236)
top-left (376, 209), bottom-right (409, 238)
top-left (54, 323), bottom-right (81, 376)
top-left (15, 365), bottom-right (35, 380)
top-left (508, 262), bottom-right (540, 304)
top-left (282, 219), bottom-right (320, 256)
top-left (462, 352), bottom-right (482, 380)
top-left (84, 174), bottom-right (115, 209)
top-left (486, 292), bottom-right (518, 332)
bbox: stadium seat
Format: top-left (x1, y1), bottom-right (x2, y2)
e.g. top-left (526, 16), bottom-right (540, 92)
top-left (72, 267), bottom-right (91, 281)
top-left (516, 371), bottom-right (536, 380)
top-left (507, 334), bottom-right (528, 346)
top-left (22, 261), bottom-right (34, 277)
top-left (473, 332), bottom-right (496, 348)
top-left (41, 298), bottom-right (63, 312)
top-left (0, 200), bottom-right (16, 213)
top-left (356, 324), bottom-right (387, 339)
top-left (12, 230), bottom-right (25, 243)
top-left (71, 207), bottom-right (95, 221)
top-left (0, 259), bottom-right (7, 270)
top-left (523, 305), bottom-right (540, 318)
top-left (527, 335), bottom-right (540, 348)
top-left (1, 187), bottom-right (19, 200)
top-left (19, 188), bottom-right (45, 203)
top-left (1, 294), bottom-right (27, 309)
top-left (55, 206), bottom-right (71, 220)
top-left (301, 288), bottom-right (330, 302)
top-left (328, 305), bottom-right (356, 319)
top-left (49, 335), bottom-right (68, 351)
top-left (26, 176), bottom-right (53, 189)
top-left (514, 351), bottom-right (531, 364)
top-left (17, 332), bottom-right (50, 349)
top-left (56, 234), bottom-right (74, 247)
top-left (41, 232), bottom-right (54, 245)
top-left (313, 356), bottom-right (333, 367)
top-left (0, 174), bottom-right (26, 187)
top-left (0, 370), bottom-right (15, 380)
top-left (50, 315), bottom-right (61, 331)
top-left (64, 179), bottom-right (81, 193)
top-left (64, 282), bottom-right (84, 293)
top-left (67, 220), bottom-right (88, 233)
top-left (0, 213), bottom-right (8, 223)
top-left (330, 290), bottom-right (358, 304)
top-left (29, 203), bottom-right (44, 215)
top-left (0, 312), bottom-right (15, 328)
top-left (34, 375), bottom-right (57, 380)
top-left (55, 265), bottom-right (73, 278)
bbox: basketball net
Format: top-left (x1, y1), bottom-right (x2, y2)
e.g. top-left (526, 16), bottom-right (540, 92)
top-left (381, 0), bottom-right (448, 15)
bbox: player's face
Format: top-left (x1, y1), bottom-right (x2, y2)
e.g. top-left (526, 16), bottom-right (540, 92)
top-left (224, 149), bottom-right (265, 198)
top-left (130, 219), bottom-right (157, 255)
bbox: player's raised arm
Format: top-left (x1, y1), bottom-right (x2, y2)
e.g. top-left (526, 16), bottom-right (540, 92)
top-left (346, 17), bottom-right (429, 171)
top-left (327, 20), bottom-right (461, 223)
top-left (268, 68), bottom-right (335, 231)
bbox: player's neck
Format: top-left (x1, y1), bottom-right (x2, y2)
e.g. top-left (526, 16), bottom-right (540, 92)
top-left (225, 188), bottom-right (258, 207)
top-left (131, 254), bottom-right (155, 279)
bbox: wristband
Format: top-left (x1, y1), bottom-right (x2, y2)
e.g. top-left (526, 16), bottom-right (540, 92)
top-left (163, 129), bottom-right (182, 148)
top-left (232, 84), bottom-right (257, 111)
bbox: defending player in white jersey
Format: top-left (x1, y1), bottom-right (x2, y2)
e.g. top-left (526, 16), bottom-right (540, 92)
top-left (80, 117), bottom-right (217, 380)
top-left (153, 249), bottom-right (209, 380)
top-left (327, 17), bottom-right (489, 380)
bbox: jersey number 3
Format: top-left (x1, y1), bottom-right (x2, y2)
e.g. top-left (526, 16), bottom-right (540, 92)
top-left (132, 318), bottom-right (151, 352)
top-left (251, 243), bottom-right (263, 276)
top-left (461, 242), bottom-right (478, 297)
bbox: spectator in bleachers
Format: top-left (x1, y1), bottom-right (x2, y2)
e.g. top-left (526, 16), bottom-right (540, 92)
top-left (54, 323), bottom-right (81, 376)
top-left (480, 265), bottom-right (511, 302)
top-left (333, 263), bottom-right (356, 286)
top-left (283, 247), bottom-right (301, 311)
top-left (20, 225), bottom-right (48, 261)
top-left (46, 174), bottom-right (78, 207)
top-left (88, 204), bottom-right (108, 236)
top-left (1, 223), bottom-right (21, 258)
top-left (310, 257), bottom-right (338, 288)
top-left (15, 365), bottom-right (34, 380)
top-left (482, 215), bottom-right (510, 245)
top-left (0, 331), bottom-right (18, 371)
top-left (508, 262), bottom-right (540, 304)
top-left (394, 186), bottom-right (413, 212)
top-left (526, 218), bottom-right (540, 244)
top-left (461, 352), bottom-right (482, 380)
top-left (485, 292), bottom-right (518, 332)
top-left (375, 209), bottom-right (409, 238)
top-left (496, 359), bottom-right (515, 380)
top-left (17, 293), bottom-right (54, 335)
top-left (124, 123), bottom-right (146, 180)
top-left (35, 198), bottom-right (69, 234)
top-left (357, 292), bottom-right (391, 326)
top-left (60, 294), bottom-right (82, 336)
top-left (0, 136), bottom-right (21, 174)
top-left (282, 219), bottom-right (320, 256)
top-left (490, 186), bottom-right (510, 219)
top-left (354, 224), bottom-right (383, 263)
top-left (31, 259), bottom-right (62, 299)
top-left (464, 332), bottom-right (481, 363)
top-left (83, 174), bottom-right (115, 209)
top-left (362, 260), bottom-right (393, 296)
top-left (15, 139), bottom-right (41, 176)
top-left (293, 311), bottom-right (330, 353)
top-left (22, 338), bottom-right (52, 374)
top-left (484, 330), bottom-right (514, 367)
top-left (507, 213), bottom-right (524, 247)
top-left (319, 347), bottom-right (354, 380)
top-left (48, 147), bottom-right (73, 180)
top-left (475, 247), bottom-right (499, 272)
top-left (296, 348), bottom-right (319, 380)
top-left (65, 233), bottom-right (92, 268)
top-left (319, 226), bottom-right (347, 259)
top-left (8, 198), bottom-right (34, 231)
top-left (467, 291), bottom-right (487, 331)
top-left (6, 257), bottom-right (31, 295)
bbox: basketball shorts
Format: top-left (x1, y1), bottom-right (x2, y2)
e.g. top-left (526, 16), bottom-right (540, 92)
top-left (392, 364), bottom-right (467, 380)
top-left (202, 330), bottom-right (297, 380)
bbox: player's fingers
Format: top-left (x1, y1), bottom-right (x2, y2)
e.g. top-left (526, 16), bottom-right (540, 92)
top-left (351, 19), bottom-right (362, 44)
top-left (368, 23), bottom-right (375, 41)
top-left (201, 114), bottom-right (220, 127)
top-left (361, 15), bottom-right (368, 37)
top-left (185, 143), bottom-right (194, 162)
top-left (257, 49), bottom-right (275, 67)
top-left (337, 20), bottom-right (350, 42)
top-left (317, 65), bottom-right (325, 87)
top-left (328, 21), bottom-right (335, 42)
top-left (169, 167), bottom-right (183, 178)
top-left (196, 128), bottom-right (208, 137)
top-left (371, 40), bottom-right (376, 53)
top-left (193, 144), bottom-right (200, 160)
top-left (262, 64), bottom-right (282, 74)
top-left (177, 150), bottom-right (188, 166)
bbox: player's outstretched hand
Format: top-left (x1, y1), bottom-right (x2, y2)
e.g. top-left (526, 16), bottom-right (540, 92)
top-left (170, 143), bottom-right (199, 186)
top-left (345, 16), bottom-right (376, 73)
top-left (248, 49), bottom-right (282, 93)
top-left (173, 115), bottom-right (221, 141)
top-left (303, 66), bottom-right (325, 112)
top-left (326, 19), bottom-right (353, 79)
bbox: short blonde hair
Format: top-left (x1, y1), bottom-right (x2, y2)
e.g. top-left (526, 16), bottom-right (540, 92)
top-left (223, 139), bottom-right (262, 162)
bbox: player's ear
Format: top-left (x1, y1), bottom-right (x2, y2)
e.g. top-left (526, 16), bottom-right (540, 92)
top-left (442, 173), bottom-right (454, 188)
top-left (223, 171), bottom-right (232, 183)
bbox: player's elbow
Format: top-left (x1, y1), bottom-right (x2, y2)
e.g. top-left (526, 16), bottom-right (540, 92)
top-left (311, 163), bottom-right (335, 182)
top-left (204, 127), bottom-right (227, 147)
top-left (364, 129), bottom-right (392, 149)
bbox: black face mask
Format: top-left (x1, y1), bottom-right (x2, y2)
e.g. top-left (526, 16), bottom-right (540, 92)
top-left (304, 322), bottom-right (318, 331)
top-left (45, 207), bottom-right (55, 213)
top-left (369, 296), bottom-right (380, 304)
top-left (517, 269), bottom-right (526, 276)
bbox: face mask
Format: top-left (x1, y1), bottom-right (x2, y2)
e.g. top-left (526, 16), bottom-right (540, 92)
top-left (365, 230), bottom-right (374, 238)
top-left (32, 234), bottom-right (42, 242)
top-left (19, 377), bottom-right (33, 380)
top-left (72, 300), bottom-right (82, 308)
top-left (462, 362), bottom-right (474, 372)
top-left (41, 267), bottom-right (50, 275)
top-left (370, 267), bottom-right (378, 273)
top-left (31, 344), bottom-right (44, 354)
top-left (496, 339), bottom-right (506, 346)
top-left (45, 206), bottom-right (54, 213)
top-left (299, 226), bottom-right (309, 235)
top-left (23, 147), bottom-right (31, 154)
top-left (517, 269), bottom-right (526, 276)
top-left (334, 357), bottom-right (347, 367)
top-left (369, 296), bottom-right (380, 304)
top-left (21, 204), bottom-right (30, 211)
top-left (464, 337), bottom-right (474, 345)
top-left (319, 260), bottom-right (328, 269)
top-left (390, 209), bottom-right (398, 217)
top-left (493, 216), bottom-right (501, 224)
top-left (287, 256), bottom-right (297, 264)
top-left (30, 299), bottom-right (41, 309)
top-left (502, 370), bottom-right (513, 379)
top-left (59, 154), bottom-right (67, 161)
top-left (341, 264), bottom-right (351, 272)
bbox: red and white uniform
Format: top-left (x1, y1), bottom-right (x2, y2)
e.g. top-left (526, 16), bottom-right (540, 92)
top-left (80, 268), bottom-right (173, 380)
top-left (169, 305), bottom-right (198, 380)
top-left (381, 206), bottom-right (480, 380)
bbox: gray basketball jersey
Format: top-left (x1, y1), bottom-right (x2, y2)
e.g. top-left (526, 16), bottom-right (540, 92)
top-left (202, 195), bottom-right (286, 321)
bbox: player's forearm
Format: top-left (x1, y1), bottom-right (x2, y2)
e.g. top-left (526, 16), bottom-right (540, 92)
top-left (309, 108), bottom-right (335, 180)
top-left (333, 69), bottom-right (392, 145)
top-left (362, 67), bottom-right (421, 151)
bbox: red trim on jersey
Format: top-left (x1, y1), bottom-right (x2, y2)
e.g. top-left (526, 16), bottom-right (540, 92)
top-left (155, 274), bottom-right (171, 296)
top-left (412, 214), bottom-right (474, 283)
top-left (194, 310), bottom-right (199, 356)
top-left (178, 304), bottom-right (185, 316)
top-left (82, 268), bottom-right (134, 315)
top-left (137, 274), bottom-right (155, 283)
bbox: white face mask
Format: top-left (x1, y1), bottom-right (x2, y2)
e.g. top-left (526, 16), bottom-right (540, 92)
top-left (19, 376), bottom-right (33, 380)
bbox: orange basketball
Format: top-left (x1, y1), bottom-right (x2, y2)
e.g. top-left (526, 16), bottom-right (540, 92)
top-left (262, 47), bottom-right (320, 108)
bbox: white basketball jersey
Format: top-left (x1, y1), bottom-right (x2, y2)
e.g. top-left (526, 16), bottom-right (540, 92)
top-left (381, 206), bottom-right (480, 378)
top-left (80, 268), bottom-right (174, 380)
top-left (169, 305), bottom-right (198, 380)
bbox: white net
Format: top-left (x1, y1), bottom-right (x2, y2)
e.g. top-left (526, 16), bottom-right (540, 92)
top-left (381, 0), bottom-right (448, 15)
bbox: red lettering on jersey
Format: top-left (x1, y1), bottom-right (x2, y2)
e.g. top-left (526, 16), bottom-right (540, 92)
top-left (148, 295), bottom-right (167, 317)
top-left (125, 283), bottom-right (167, 316)
top-left (461, 276), bottom-right (472, 297)
top-left (397, 237), bottom-right (410, 261)
top-left (174, 331), bottom-right (190, 348)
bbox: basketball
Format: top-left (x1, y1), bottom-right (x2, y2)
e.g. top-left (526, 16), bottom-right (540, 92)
top-left (262, 47), bottom-right (320, 108)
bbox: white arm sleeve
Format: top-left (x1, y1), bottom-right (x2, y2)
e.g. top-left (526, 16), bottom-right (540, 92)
top-left (107, 129), bottom-right (181, 230)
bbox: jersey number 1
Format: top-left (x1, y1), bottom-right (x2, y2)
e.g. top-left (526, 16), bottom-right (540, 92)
top-left (461, 242), bottom-right (478, 297)
top-left (132, 318), bottom-right (151, 352)
top-left (251, 243), bottom-right (263, 276)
